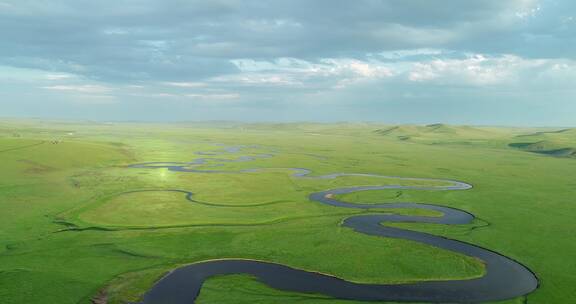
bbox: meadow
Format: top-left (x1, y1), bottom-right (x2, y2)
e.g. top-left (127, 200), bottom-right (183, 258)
top-left (1, 119), bottom-right (575, 303)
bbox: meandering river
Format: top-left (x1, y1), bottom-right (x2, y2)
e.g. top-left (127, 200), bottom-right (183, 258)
top-left (128, 145), bottom-right (538, 303)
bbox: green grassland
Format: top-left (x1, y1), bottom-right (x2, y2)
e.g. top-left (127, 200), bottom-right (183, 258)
top-left (1, 119), bottom-right (575, 303)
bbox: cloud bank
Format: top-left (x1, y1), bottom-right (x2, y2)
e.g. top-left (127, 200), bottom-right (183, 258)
top-left (0, 0), bottom-right (575, 125)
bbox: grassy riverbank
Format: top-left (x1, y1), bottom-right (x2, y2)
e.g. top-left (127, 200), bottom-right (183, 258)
top-left (1, 120), bottom-right (574, 303)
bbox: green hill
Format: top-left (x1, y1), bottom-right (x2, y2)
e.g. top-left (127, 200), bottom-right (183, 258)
top-left (509, 128), bottom-right (576, 158)
top-left (373, 124), bottom-right (503, 143)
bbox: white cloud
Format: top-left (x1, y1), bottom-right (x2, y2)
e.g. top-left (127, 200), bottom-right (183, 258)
top-left (407, 54), bottom-right (554, 85)
top-left (126, 91), bottom-right (240, 101)
top-left (514, 0), bottom-right (541, 19)
top-left (228, 57), bottom-right (394, 89)
top-left (185, 93), bottom-right (240, 101)
top-left (44, 73), bottom-right (76, 80)
top-left (42, 84), bottom-right (112, 93)
top-left (374, 49), bottom-right (446, 60)
top-left (210, 73), bottom-right (301, 86)
top-left (232, 57), bottom-right (394, 78)
top-left (163, 81), bottom-right (207, 88)
top-left (226, 52), bottom-right (576, 92)
top-left (318, 59), bottom-right (394, 78)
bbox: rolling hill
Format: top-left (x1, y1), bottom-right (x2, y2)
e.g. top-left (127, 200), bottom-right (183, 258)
top-left (373, 124), bottom-right (505, 143)
top-left (509, 128), bottom-right (576, 158)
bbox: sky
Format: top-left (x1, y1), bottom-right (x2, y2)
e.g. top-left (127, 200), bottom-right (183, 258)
top-left (0, 0), bottom-right (575, 126)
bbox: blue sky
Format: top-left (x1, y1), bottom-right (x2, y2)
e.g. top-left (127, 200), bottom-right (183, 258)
top-left (1, 0), bottom-right (575, 125)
